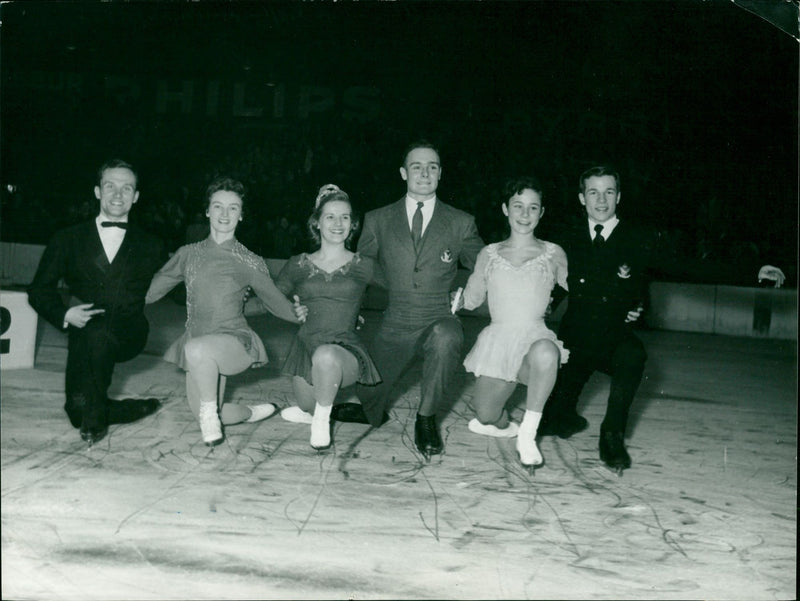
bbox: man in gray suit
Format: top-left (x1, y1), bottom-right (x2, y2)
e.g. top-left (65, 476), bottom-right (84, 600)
top-left (331, 140), bottom-right (484, 460)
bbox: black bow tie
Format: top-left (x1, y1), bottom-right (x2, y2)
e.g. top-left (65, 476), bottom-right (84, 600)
top-left (101, 221), bottom-right (128, 229)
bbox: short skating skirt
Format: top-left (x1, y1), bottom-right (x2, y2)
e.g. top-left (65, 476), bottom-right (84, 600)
top-left (463, 322), bottom-right (569, 383)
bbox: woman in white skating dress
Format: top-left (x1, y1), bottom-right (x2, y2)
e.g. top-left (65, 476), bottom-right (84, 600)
top-left (459, 176), bottom-right (568, 468)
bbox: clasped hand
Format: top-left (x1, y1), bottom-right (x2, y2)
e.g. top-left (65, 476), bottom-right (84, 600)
top-left (292, 295), bottom-right (308, 323)
top-left (758, 265), bottom-right (786, 288)
top-left (625, 304), bottom-right (643, 323)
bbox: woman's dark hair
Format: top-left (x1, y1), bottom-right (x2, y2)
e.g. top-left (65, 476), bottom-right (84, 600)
top-left (502, 175), bottom-right (544, 205)
top-left (307, 184), bottom-right (360, 247)
top-left (205, 176), bottom-right (246, 209)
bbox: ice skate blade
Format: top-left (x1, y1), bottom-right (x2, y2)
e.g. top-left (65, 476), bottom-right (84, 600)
top-left (518, 454), bottom-right (543, 475)
top-left (204, 437), bottom-right (224, 448)
top-left (603, 463), bottom-right (625, 477)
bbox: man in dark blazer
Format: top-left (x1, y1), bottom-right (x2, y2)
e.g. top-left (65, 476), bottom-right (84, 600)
top-left (28, 159), bottom-right (164, 446)
top-left (332, 140), bottom-right (484, 460)
top-left (540, 165), bottom-right (652, 473)
top-left (541, 165), bottom-right (787, 474)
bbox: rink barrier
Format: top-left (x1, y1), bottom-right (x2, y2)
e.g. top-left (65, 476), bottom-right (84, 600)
top-left (0, 290), bottom-right (38, 369)
top-left (1, 244), bottom-right (796, 349)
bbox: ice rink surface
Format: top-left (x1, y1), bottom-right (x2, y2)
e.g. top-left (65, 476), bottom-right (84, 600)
top-left (2, 300), bottom-right (796, 600)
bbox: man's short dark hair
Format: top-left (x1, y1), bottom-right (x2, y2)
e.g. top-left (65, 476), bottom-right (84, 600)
top-left (502, 176), bottom-right (545, 205)
top-left (402, 139), bottom-right (440, 166)
top-left (97, 159), bottom-right (137, 186)
top-left (579, 165), bottom-right (620, 193)
top-left (205, 176), bottom-right (247, 208)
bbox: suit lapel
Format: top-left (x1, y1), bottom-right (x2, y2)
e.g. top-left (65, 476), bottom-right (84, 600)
top-left (107, 227), bottom-right (134, 274)
top-left (418, 200), bottom-right (447, 256)
top-left (85, 221), bottom-right (111, 272)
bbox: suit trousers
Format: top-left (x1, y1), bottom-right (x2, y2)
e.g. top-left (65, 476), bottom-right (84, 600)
top-left (548, 331), bottom-right (647, 433)
top-left (359, 315), bottom-right (464, 426)
top-left (64, 313), bottom-right (149, 429)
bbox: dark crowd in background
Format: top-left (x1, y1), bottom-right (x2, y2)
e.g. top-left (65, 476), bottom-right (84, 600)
top-left (1, 1), bottom-right (797, 287)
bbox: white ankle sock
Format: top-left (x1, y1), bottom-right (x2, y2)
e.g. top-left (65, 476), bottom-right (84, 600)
top-left (468, 418), bottom-right (519, 438)
top-left (310, 403), bottom-right (332, 449)
top-left (520, 410), bottom-right (543, 435)
top-left (517, 410), bottom-right (543, 466)
top-left (198, 402), bottom-right (222, 444)
top-left (280, 406), bottom-right (313, 424)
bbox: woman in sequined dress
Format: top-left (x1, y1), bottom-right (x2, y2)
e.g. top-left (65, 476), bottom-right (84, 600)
top-left (146, 177), bottom-right (302, 446)
top-left (274, 184), bottom-right (380, 450)
top-left (455, 176), bottom-right (569, 468)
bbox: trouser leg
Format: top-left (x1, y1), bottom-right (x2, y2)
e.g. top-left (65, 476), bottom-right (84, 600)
top-left (600, 335), bottom-right (647, 434)
top-left (359, 328), bottom-right (417, 426)
top-left (418, 316), bottom-right (463, 417)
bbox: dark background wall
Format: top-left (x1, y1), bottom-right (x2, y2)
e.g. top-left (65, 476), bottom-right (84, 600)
top-left (1, 1), bottom-right (797, 284)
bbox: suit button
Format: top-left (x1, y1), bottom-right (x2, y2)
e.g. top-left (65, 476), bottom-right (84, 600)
top-left (579, 278), bottom-right (585, 283)
top-left (602, 296), bottom-right (608, 302)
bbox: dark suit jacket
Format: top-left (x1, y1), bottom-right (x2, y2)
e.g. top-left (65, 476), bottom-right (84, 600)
top-left (554, 220), bottom-right (655, 354)
top-left (358, 198), bottom-right (484, 320)
top-left (28, 220), bottom-right (164, 330)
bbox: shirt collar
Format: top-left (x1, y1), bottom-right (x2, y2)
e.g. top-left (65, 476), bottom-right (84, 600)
top-left (588, 216), bottom-right (619, 237)
top-left (96, 215), bottom-right (129, 226)
top-left (406, 194), bottom-right (436, 208)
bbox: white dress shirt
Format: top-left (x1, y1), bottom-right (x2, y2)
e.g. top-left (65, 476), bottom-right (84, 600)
top-left (405, 195), bottom-right (436, 237)
top-left (588, 216), bottom-right (619, 242)
top-left (95, 215), bottom-right (127, 263)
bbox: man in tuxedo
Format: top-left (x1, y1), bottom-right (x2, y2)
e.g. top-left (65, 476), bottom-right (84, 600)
top-left (28, 159), bottom-right (164, 446)
top-left (541, 165), bottom-right (785, 473)
top-left (331, 140), bottom-right (484, 460)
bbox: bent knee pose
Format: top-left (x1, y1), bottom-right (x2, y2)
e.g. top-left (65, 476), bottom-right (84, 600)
top-left (457, 176), bottom-right (569, 469)
top-left (146, 177), bottom-right (301, 446)
top-left (28, 159), bottom-right (164, 447)
top-left (275, 185), bottom-right (380, 450)
top-left (339, 140), bottom-right (484, 461)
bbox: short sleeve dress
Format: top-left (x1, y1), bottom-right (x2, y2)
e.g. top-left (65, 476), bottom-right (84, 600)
top-left (462, 241), bottom-right (570, 383)
top-left (275, 253), bottom-right (381, 386)
top-left (146, 237), bottom-right (293, 370)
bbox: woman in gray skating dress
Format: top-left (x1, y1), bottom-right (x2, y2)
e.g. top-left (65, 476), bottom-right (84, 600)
top-left (275, 184), bottom-right (380, 450)
top-left (146, 177), bottom-right (301, 446)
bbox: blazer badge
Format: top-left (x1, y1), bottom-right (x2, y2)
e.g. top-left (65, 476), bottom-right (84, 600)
top-left (440, 249), bottom-right (454, 263)
top-left (617, 264), bottom-right (631, 279)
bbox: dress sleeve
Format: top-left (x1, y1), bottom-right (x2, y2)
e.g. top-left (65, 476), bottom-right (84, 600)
top-left (145, 247), bottom-right (186, 304)
top-left (274, 257), bottom-right (297, 297)
top-left (552, 243), bottom-right (569, 291)
top-left (462, 246), bottom-right (490, 310)
top-left (248, 257), bottom-right (300, 323)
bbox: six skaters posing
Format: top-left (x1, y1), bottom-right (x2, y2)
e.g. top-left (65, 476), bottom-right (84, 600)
top-left (145, 177), bottom-right (303, 446)
top-left (455, 176), bottom-right (569, 470)
top-left (34, 156), bottom-right (787, 469)
top-left (330, 140), bottom-right (485, 461)
top-left (275, 184), bottom-right (381, 450)
top-left (28, 159), bottom-right (164, 446)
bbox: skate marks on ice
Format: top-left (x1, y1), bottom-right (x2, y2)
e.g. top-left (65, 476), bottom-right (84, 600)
top-left (2, 331), bottom-right (797, 599)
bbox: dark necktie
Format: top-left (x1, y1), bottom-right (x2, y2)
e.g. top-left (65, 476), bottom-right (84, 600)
top-left (593, 224), bottom-right (605, 248)
top-left (411, 202), bottom-right (424, 249)
top-left (101, 221), bottom-right (128, 229)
